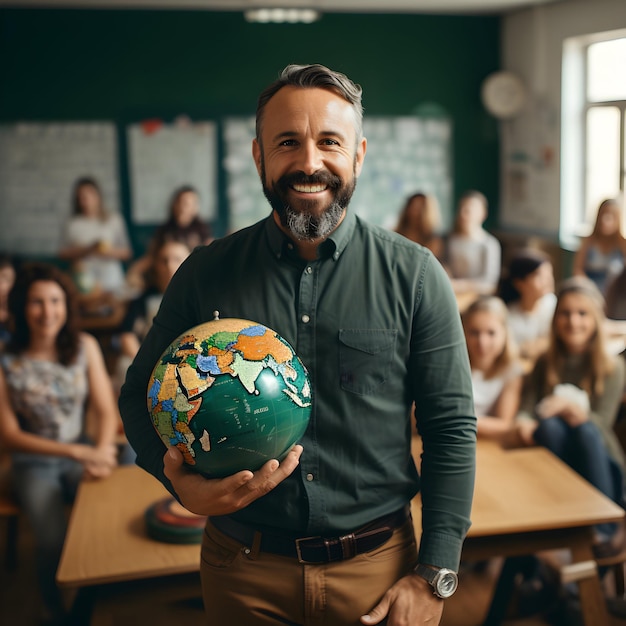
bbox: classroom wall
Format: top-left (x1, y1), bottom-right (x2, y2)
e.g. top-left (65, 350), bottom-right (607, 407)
top-left (500, 0), bottom-right (626, 242)
top-left (0, 8), bottom-right (500, 258)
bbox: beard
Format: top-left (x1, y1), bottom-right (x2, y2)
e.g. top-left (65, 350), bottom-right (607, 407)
top-left (260, 161), bottom-right (357, 241)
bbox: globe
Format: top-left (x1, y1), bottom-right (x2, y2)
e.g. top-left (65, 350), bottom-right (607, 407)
top-left (147, 317), bottom-right (312, 478)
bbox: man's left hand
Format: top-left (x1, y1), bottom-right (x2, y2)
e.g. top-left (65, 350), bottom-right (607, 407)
top-left (360, 573), bottom-right (444, 625)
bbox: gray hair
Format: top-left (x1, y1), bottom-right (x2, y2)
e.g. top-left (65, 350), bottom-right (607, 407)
top-left (255, 64), bottom-right (364, 142)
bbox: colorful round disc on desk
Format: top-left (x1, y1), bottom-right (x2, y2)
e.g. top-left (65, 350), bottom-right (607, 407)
top-left (144, 496), bottom-right (207, 544)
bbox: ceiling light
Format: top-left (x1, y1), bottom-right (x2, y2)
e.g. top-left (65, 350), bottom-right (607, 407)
top-left (244, 8), bottom-right (321, 23)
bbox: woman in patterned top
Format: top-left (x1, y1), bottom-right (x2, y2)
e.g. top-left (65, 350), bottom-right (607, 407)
top-left (0, 263), bottom-right (119, 623)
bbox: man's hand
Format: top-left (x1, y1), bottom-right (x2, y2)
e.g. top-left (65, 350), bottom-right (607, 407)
top-left (163, 444), bottom-right (303, 516)
top-left (361, 573), bottom-right (444, 626)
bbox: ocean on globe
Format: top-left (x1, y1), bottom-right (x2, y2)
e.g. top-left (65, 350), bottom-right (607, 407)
top-left (147, 317), bottom-right (312, 478)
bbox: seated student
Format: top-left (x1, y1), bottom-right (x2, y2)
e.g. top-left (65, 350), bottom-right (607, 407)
top-left (0, 263), bottom-right (119, 622)
top-left (573, 198), bottom-right (626, 295)
top-left (462, 295), bottom-right (523, 442)
top-left (0, 253), bottom-right (16, 347)
top-left (443, 189), bottom-right (501, 295)
top-left (114, 235), bottom-right (192, 394)
top-left (58, 176), bottom-right (132, 296)
top-left (126, 185), bottom-right (212, 291)
top-left (394, 192), bottom-right (444, 259)
top-left (497, 247), bottom-right (556, 363)
top-left (515, 276), bottom-right (626, 558)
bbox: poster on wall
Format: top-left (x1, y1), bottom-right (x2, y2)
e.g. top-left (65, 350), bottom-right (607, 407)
top-left (0, 122), bottom-right (119, 256)
top-left (499, 98), bottom-right (560, 234)
top-left (127, 118), bottom-right (218, 224)
top-left (222, 116), bottom-right (453, 235)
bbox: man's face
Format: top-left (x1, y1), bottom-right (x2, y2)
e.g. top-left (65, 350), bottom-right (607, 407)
top-left (253, 86), bottom-right (366, 241)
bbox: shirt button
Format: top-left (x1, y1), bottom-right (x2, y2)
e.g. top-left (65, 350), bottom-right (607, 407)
top-left (305, 266), bottom-right (312, 274)
top-left (301, 314), bottom-right (310, 324)
top-left (287, 243), bottom-right (294, 250)
top-left (306, 473), bottom-right (314, 482)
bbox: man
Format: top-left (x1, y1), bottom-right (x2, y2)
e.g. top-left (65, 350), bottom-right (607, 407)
top-left (119, 63), bottom-right (476, 626)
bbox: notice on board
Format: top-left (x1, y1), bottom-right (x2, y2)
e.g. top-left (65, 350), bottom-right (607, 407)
top-left (127, 119), bottom-right (217, 225)
top-left (0, 122), bottom-right (119, 256)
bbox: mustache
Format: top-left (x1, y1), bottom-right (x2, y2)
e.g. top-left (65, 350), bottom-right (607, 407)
top-left (277, 170), bottom-right (342, 190)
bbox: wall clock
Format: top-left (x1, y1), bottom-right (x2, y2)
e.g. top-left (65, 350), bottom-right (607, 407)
top-left (481, 71), bottom-right (527, 119)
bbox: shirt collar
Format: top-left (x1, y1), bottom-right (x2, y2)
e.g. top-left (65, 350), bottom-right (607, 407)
top-left (265, 210), bottom-right (356, 262)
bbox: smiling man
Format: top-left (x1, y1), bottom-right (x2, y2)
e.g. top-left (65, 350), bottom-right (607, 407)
top-left (119, 64), bottom-right (476, 626)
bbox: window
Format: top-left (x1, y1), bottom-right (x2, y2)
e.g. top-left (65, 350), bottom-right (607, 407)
top-left (561, 31), bottom-right (626, 249)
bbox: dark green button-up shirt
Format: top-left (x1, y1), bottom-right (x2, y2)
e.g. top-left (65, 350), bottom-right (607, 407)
top-left (119, 210), bottom-right (476, 570)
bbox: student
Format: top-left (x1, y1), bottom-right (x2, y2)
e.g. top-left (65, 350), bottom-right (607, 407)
top-left (126, 185), bottom-right (212, 291)
top-left (515, 276), bottom-right (626, 558)
top-left (444, 190), bottom-right (501, 295)
top-left (114, 235), bottom-right (192, 394)
top-left (497, 247), bottom-right (556, 363)
top-left (462, 296), bottom-right (523, 442)
top-left (394, 192), bottom-right (443, 259)
top-left (58, 176), bottom-right (132, 295)
top-left (0, 263), bottom-right (119, 622)
top-left (0, 253), bottom-right (16, 346)
top-left (573, 198), bottom-right (626, 295)
top-left (119, 63), bottom-right (476, 626)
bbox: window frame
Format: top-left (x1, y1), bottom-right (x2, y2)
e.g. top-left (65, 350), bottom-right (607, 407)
top-left (560, 29), bottom-right (626, 250)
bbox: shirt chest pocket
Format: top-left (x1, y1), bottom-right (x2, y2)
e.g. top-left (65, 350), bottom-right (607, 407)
top-left (338, 329), bottom-right (397, 396)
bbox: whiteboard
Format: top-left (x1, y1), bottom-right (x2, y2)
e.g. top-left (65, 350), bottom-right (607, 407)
top-left (128, 120), bottom-right (218, 224)
top-left (223, 116), bottom-right (453, 235)
top-left (0, 122), bottom-right (119, 256)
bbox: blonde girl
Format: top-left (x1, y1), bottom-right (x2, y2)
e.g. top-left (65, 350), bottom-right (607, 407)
top-left (516, 276), bottom-right (626, 557)
top-left (462, 296), bottom-right (523, 441)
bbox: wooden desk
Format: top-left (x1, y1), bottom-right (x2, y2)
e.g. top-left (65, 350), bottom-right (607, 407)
top-left (60, 443), bottom-right (624, 625)
top-left (78, 295), bottom-right (128, 333)
top-left (412, 438), bottom-right (625, 625)
top-left (57, 466), bottom-right (200, 588)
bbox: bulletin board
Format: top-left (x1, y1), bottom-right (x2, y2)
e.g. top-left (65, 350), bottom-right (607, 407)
top-left (223, 116), bottom-right (453, 235)
top-left (127, 119), bottom-right (218, 224)
top-left (0, 122), bottom-right (119, 256)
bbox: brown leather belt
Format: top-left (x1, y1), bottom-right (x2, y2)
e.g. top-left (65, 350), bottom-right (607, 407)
top-left (209, 506), bottom-right (410, 564)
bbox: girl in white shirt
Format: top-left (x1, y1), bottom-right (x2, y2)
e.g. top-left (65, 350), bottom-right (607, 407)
top-left (498, 248), bottom-right (556, 363)
top-left (462, 295), bottom-right (523, 441)
top-left (58, 177), bottom-right (132, 294)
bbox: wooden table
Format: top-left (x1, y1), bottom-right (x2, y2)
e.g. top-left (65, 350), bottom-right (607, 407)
top-left (412, 438), bottom-right (625, 625)
top-left (57, 466), bottom-right (202, 624)
top-left (59, 442), bottom-right (624, 625)
top-left (57, 466), bottom-right (200, 588)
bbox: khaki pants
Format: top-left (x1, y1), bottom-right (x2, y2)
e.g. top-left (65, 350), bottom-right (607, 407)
top-left (200, 518), bottom-right (418, 626)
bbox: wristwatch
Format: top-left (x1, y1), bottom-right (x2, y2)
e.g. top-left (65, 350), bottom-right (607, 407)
top-left (413, 564), bottom-right (458, 599)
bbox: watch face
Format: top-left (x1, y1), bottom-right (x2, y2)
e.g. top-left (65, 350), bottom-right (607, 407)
top-left (434, 571), bottom-right (458, 598)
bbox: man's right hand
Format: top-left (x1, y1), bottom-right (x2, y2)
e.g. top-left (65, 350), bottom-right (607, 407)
top-left (162, 444), bottom-right (303, 516)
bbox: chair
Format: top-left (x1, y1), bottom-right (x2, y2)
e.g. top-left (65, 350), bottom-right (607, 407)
top-left (596, 549), bottom-right (626, 597)
top-left (0, 451), bottom-right (19, 570)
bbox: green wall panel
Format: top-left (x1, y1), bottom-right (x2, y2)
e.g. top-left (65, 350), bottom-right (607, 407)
top-left (0, 8), bottom-right (500, 253)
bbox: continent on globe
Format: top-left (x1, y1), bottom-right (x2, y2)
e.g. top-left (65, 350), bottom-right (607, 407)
top-left (147, 318), bottom-right (311, 477)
